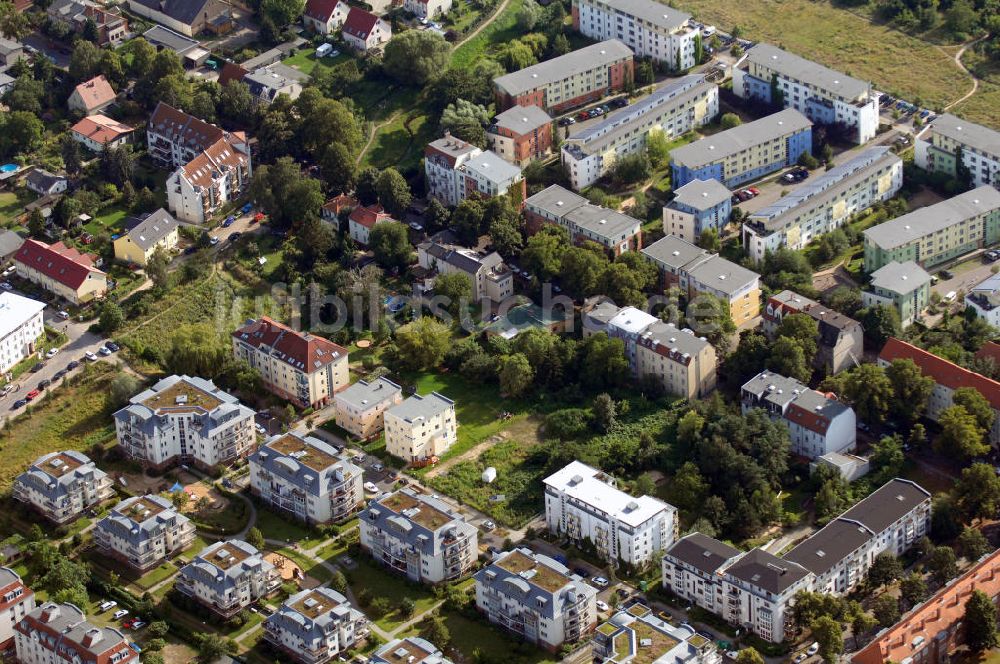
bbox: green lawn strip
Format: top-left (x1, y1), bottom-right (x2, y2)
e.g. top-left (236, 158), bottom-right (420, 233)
top-left (345, 558), bottom-right (439, 631)
top-left (254, 509), bottom-right (325, 549)
top-left (132, 562), bottom-right (179, 592)
top-left (178, 536), bottom-right (211, 562)
top-left (451, 0), bottom-right (525, 69)
top-left (0, 191), bottom-right (30, 226)
top-left (85, 205), bottom-right (129, 236)
top-left (281, 49), bottom-right (348, 76)
top-left (438, 610), bottom-right (559, 664)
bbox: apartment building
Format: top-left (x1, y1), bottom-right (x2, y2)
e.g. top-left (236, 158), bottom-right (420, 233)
top-left (966, 272), bottom-right (1000, 328)
top-left (583, 303), bottom-right (657, 368)
top-left (741, 370), bottom-right (857, 459)
top-left (524, 185), bottom-right (643, 255)
top-left (113, 208), bottom-right (179, 266)
top-left (494, 40), bottom-right (633, 113)
top-left (474, 547), bottom-right (598, 650)
top-left (721, 549), bottom-right (813, 643)
top-left (424, 138), bottom-right (525, 207)
top-left (544, 461), bottom-right (678, 567)
top-left (879, 337), bottom-right (1000, 445)
top-left (661, 533), bottom-right (741, 615)
top-left (14, 603), bottom-right (138, 664)
top-left (592, 601), bottom-right (722, 664)
top-left (641, 234), bottom-right (762, 327)
top-left (93, 495), bottom-right (196, 572)
top-left (418, 234), bottom-right (514, 303)
top-left (68, 75), bottom-right (116, 115)
top-left (244, 64), bottom-right (308, 104)
top-left (670, 109), bottom-right (813, 189)
top-left (372, 637), bottom-right (455, 664)
top-left (384, 392), bottom-right (457, 462)
top-left (232, 316), bottom-right (349, 409)
top-left (572, 0), bottom-right (697, 70)
top-left (127, 0), bottom-right (228, 36)
top-left (176, 539), bottom-right (280, 618)
top-left (0, 292), bottom-right (44, 374)
top-left (488, 104), bottom-right (553, 167)
top-left (734, 43), bottom-right (880, 144)
top-left (359, 488), bottom-right (478, 584)
top-left (763, 290), bottom-right (863, 375)
top-left (853, 548), bottom-right (1000, 664)
top-left (861, 261), bottom-right (932, 329)
top-left (743, 147), bottom-right (903, 261)
top-left (263, 587), bottom-right (369, 664)
top-left (404, 0), bottom-right (452, 18)
top-left (562, 76), bottom-right (719, 190)
top-left (47, 0), bottom-right (129, 46)
top-left (113, 374), bottom-right (256, 470)
top-left (249, 433), bottom-right (364, 525)
top-left (863, 185), bottom-right (1000, 271)
top-left (915, 113), bottom-right (1000, 188)
top-left (0, 568), bottom-right (33, 653)
top-left (333, 377), bottom-right (403, 440)
top-left (348, 204), bottom-right (395, 246)
top-left (14, 239), bottom-right (107, 305)
top-left (784, 478), bottom-right (931, 595)
top-left (13, 451), bottom-right (114, 524)
top-left (663, 178), bottom-right (732, 242)
top-left (148, 102), bottom-right (251, 224)
top-left (425, 135), bottom-right (483, 207)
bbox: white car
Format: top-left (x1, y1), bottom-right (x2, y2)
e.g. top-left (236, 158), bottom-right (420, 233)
top-left (113, 609), bottom-right (129, 620)
top-left (592, 576), bottom-right (610, 588)
top-left (727, 651), bottom-right (740, 660)
top-left (596, 600), bottom-right (609, 612)
top-left (99, 346), bottom-right (112, 356)
top-left (806, 643), bottom-right (819, 656)
top-left (99, 601), bottom-right (117, 612)
top-left (794, 654), bottom-right (807, 663)
top-left (364, 482), bottom-right (379, 493)
top-left (45, 348), bottom-right (59, 359)
top-left (85, 351), bottom-right (97, 361)
top-left (481, 520), bottom-right (496, 531)
top-left (372, 463), bottom-right (384, 472)
top-left (57, 310), bottom-right (69, 319)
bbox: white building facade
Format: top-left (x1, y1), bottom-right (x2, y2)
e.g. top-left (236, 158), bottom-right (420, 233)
top-left (0, 293), bottom-right (44, 375)
top-left (384, 392), bottom-right (457, 462)
top-left (572, 0), bottom-right (698, 70)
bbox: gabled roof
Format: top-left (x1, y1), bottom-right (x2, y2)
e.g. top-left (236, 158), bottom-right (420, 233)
top-left (218, 61), bottom-right (249, 87)
top-left (71, 75), bottom-right (115, 111)
top-left (349, 204), bottom-right (394, 229)
top-left (122, 208), bottom-right (178, 251)
top-left (783, 518), bottom-right (873, 577)
top-left (879, 338), bottom-right (1000, 412)
top-left (130, 0), bottom-right (216, 25)
top-left (493, 40), bottom-right (633, 97)
top-left (838, 478), bottom-right (930, 534)
top-left (70, 114), bottom-right (135, 145)
top-left (179, 136), bottom-right (249, 188)
top-left (342, 7), bottom-right (380, 38)
top-left (25, 169), bottom-right (67, 193)
top-left (724, 548), bottom-right (811, 595)
top-left (233, 316), bottom-right (348, 374)
top-left (670, 109), bottom-right (812, 169)
top-left (304, 0), bottom-right (346, 21)
top-left (15, 239), bottom-right (104, 290)
top-left (493, 104), bottom-right (552, 135)
top-left (665, 532), bottom-right (741, 576)
top-left (148, 101), bottom-right (225, 153)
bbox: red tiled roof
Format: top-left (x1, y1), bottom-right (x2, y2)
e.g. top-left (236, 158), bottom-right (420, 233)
top-left (179, 137), bottom-right (248, 188)
top-left (785, 401), bottom-right (831, 435)
top-left (323, 194), bottom-right (358, 215)
top-left (853, 548), bottom-right (1000, 664)
top-left (975, 341), bottom-right (1000, 365)
top-left (70, 114), bottom-right (135, 145)
top-left (304, 0), bottom-right (343, 21)
top-left (218, 62), bottom-right (248, 87)
top-left (349, 204), bottom-right (393, 229)
top-left (342, 7), bottom-right (379, 38)
top-left (880, 337), bottom-right (1000, 411)
top-left (233, 316), bottom-right (348, 374)
top-left (148, 102), bottom-right (225, 153)
top-left (15, 239), bottom-right (105, 290)
top-left (72, 75), bottom-right (116, 111)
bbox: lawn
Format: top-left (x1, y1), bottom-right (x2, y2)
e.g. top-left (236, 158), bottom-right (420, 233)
top-left (951, 80), bottom-right (1000, 131)
top-left (0, 190), bottom-right (29, 226)
top-left (281, 49), bottom-right (348, 77)
top-left (84, 205), bottom-right (129, 236)
top-left (361, 111), bottom-right (439, 174)
top-left (436, 610), bottom-right (560, 664)
top-left (674, 0), bottom-right (963, 108)
top-left (451, 0), bottom-right (525, 69)
top-left (345, 557), bottom-right (439, 631)
top-left (130, 561), bottom-right (178, 592)
top-left (0, 363), bottom-right (117, 493)
top-left (254, 508), bottom-right (326, 549)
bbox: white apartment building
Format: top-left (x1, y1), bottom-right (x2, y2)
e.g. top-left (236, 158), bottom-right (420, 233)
top-left (93, 495), bottom-right (196, 572)
top-left (741, 371), bottom-right (857, 459)
top-left (916, 113), bottom-right (1000, 188)
top-left (333, 377), bottom-right (403, 440)
top-left (544, 461), bottom-right (678, 567)
top-left (742, 146), bottom-right (903, 261)
top-left (232, 316), bottom-right (350, 409)
top-left (562, 76), bottom-right (718, 190)
top-left (384, 392), bottom-right (457, 462)
top-left (372, 637), bottom-right (455, 664)
top-left (113, 375), bottom-right (256, 471)
top-left (403, 0), bottom-right (451, 18)
top-left (15, 603), bottom-right (138, 664)
top-left (359, 488), bottom-right (479, 584)
top-left (176, 539), bottom-right (281, 618)
top-left (966, 272), bottom-right (1000, 328)
top-left (721, 549), bottom-right (813, 643)
top-left (13, 451), bottom-right (114, 524)
top-left (661, 533), bottom-right (742, 615)
top-left (249, 433), bottom-right (364, 526)
top-left (424, 137), bottom-right (524, 207)
top-left (263, 587), bottom-right (369, 664)
top-left (474, 547), bottom-right (598, 650)
top-left (734, 44), bottom-right (881, 144)
top-left (0, 292), bottom-right (44, 375)
top-left (0, 568), bottom-right (34, 653)
top-left (572, 0), bottom-right (698, 70)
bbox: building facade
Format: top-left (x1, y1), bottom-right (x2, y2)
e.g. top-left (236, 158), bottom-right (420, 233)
top-left (384, 392), bottom-right (457, 462)
top-left (418, 236), bottom-right (514, 303)
top-left (488, 104), bottom-right (553, 167)
top-left (347, 205), bottom-right (395, 246)
top-left (249, 433), bottom-right (364, 526)
top-left (13, 451), bottom-right (114, 524)
top-left (915, 113), bottom-right (1000, 188)
top-left (341, 8), bottom-right (391, 52)
top-left (663, 178), bottom-right (732, 243)
top-left (966, 272), bottom-right (1000, 328)
top-left (263, 587), bottom-right (369, 664)
top-left (93, 494), bottom-right (196, 572)
top-left (721, 549), bottom-right (812, 643)
top-left (0, 568), bottom-right (33, 653)
top-left (232, 316), bottom-right (350, 409)
top-left (544, 461), bottom-right (678, 567)
top-left (524, 185), bottom-right (643, 255)
top-left (70, 114), bottom-right (135, 153)
top-left (359, 489), bottom-right (479, 584)
top-left (113, 374), bottom-right (256, 470)
top-left (176, 540), bottom-right (280, 618)
top-left (661, 533), bottom-right (742, 615)
top-left (333, 377), bottom-right (403, 440)
top-left (763, 290), bottom-right (863, 375)
top-left (0, 292), bottom-right (44, 375)
top-left (14, 239), bottom-right (107, 305)
top-left (592, 601), bottom-right (722, 664)
top-left (572, 0), bottom-right (697, 70)
top-left (670, 109), bottom-right (813, 189)
top-left (113, 208), bottom-right (179, 266)
top-left (861, 261), bottom-right (932, 329)
top-left (15, 603), bottom-right (138, 664)
top-left (371, 637), bottom-right (455, 664)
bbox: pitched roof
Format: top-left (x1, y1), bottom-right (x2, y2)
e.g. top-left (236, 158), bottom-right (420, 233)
top-left (879, 337), bottom-right (1000, 412)
top-left (342, 7), bottom-right (380, 38)
top-left (15, 239), bottom-right (104, 290)
top-left (233, 316), bottom-right (348, 374)
top-left (148, 101), bottom-right (225, 153)
top-left (724, 548), bottom-right (811, 595)
top-left (747, 43), bottom-right (870, 101)
top-left (130, 0), bottom-right (216, 25)
top-left (664, 532), bottom-right (741, 575)
top-left (70, 114), bottom-right (135, 145)
top-left (976, 341), bottom-right (1000, 365)
top-left (783, 518), bottom-right (873, 577)
top-left (218, 61), bottom-right (249, 87)
top-left (493, 104), bottom-right (552, 134)
top-left (868, 260), bottom-right (932, 294)
top-left (0, 229), bottom-right (24, 257)
top-left (349, 204), bottom-right (394, 229)
top-left (671, 178), bottom-right (732, 211)
top-left (179, 137), bottom-right (249, 188)
top-left (863, 185), bottom-right (1000, 250)
top-left (304, 0), bottom-right (345, 21)
top-left (493, 40), bottom-right (633, 97)
top-left (72, 75), bottom-right (115, 111)
top-left (123, 208), bottom-right (178, 251)
top-left (670, 109), bottom-right (812, 169)
top-left (928, 113), bottom-right (1000, 158)
top-left (838, 477), bottom-right (930, 534)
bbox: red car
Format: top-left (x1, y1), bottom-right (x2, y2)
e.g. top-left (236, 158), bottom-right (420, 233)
top-left (25, 389), bottom-right (39, 401)
top-left (748, 187), bottom-right (760, 196)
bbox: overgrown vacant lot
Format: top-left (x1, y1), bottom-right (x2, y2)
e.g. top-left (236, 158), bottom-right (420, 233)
top-left (678, 0), bottom-right (963, 108)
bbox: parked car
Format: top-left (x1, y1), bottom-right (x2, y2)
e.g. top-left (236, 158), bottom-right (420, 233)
top-left (45, 348), bottom-right (59, 359)
top-left (610, 97), bottom-right (628, 108)
top-left (106, 342), bottom-right (120, 352)
top-left (939, 269), bottom-right (955, 280)
top-left (222, 216), bottom-right (236, 228)
top-left (30, 362), bottom-right (44, 372)
top-left (67, 360), bottom-right (80, 370)
top-left (726, 651), bottom-right (740, 660)
top-left (596, 600), bottom-right (610, 612)
top-left (577, 111), bottom-right (590, 121)
top-left (241, 203), bottom-right (254, 214)
top-left (25, 390), bottom-right (40, 401)
top-left (113, 610), bottom-right (129, 621)
top-left (11, 399), bottom-right (27, 410)
top-left (985, 250), bottom-right (1000, 262)
top-left (481, 520), bottom-right (496, 531)
top-left (408, 222), bottom-right (423, 231)
top-left (210, 236), bottom-right (220, 246)
top-left (1, 282), bottom-right (11, 290)
top-left (372, 462), bottom-right (384, 472)
top-left (53, 369), bottom-right (67, 380)
top-left (558, 117), bottom-right (575, 126)
top-left (37, 379), bottom-right (51, 390)
top-left (99, 601), bottom-right (117, 612)
top-left (806, 643), bottom-right (819, 656)
top-left (57, 310), bottom-right (69, 319)
top-left (99, 346), bottom-right (112, 356)
top-left (85, 351), bottom-right (97, 361)
top-left (794, 653), bottom-right (807, 663)
top-left (747, 187), bottom-right (760, 195)
top-left (354, 454), bottom-right (366, 463)
top-left (592, 576), bottom-right (610, 588)
top-left (363, 482), bottom-right (379, 493)
top-left (573, 567), bottom-right (590, 578)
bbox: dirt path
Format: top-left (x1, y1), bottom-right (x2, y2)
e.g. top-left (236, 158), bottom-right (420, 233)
top-left (424, 414), bottom-right (540, 479)
top-left (356, 111), bottom-right (403, 166)
top-left (424, 433), bottom-right (506, 479)
top-left (944, 37), bottom-right (986, 111)
top-left (453, 0), bottom-right (513, 49)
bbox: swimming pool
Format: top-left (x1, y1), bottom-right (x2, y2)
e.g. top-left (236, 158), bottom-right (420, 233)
top-left (0, 164), bottom-right (18, 173)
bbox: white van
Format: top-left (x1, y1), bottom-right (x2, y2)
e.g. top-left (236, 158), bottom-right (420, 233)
top-left (702, 25), bottom-right (716, 37)
top-left (315, 43), bottom-right (333, 58)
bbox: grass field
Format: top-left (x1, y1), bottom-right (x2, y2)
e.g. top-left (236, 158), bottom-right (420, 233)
top-left (281, 49), bottom-right (348, 77)
top-left (0, 191), bottom-right (28, 226)
top-left (675, 0), bottom-right (963, 108)
top-left (84, 205), bottom-right (129, 236)
top-left (951, 49), bottom-right (1000, 129)
top-left (451, 0), bottom-right (526, 69)
top-left (436, 610), bottom-right (560, 664)
top-left (254, 508), bottom-right (326, 549)
top-left (361, 112), bottom-right (439, 173)
top-left (0, 363), bottom-right (117, 493)
top-left (345, 557), bottom-right (439, 631)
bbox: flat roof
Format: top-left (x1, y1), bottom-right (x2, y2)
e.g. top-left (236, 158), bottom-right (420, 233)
top-left (544, 460), bottom-right (672, 527)
top-left (266, 433), bottom-right (340, 473)
top-left (671, 177), bottom-right (732, 211)
top-left (685, 254), bottom-right (760, 296)
top-left (462, 150), bottom-right (522, 184)
top-left (494, 40), bottom-right (633, 97)
top-left (524, 184), bottom-right (588, 218)
top-left (0, 292), bottom-right (45, 341)
top-left (387, 392), bottom-right (454, 423)
top-left (203, 541), bottom-right (253, 571)
top-left (930, 113), bottom-right (1000, 157)
top-left (670, 108), bottom-right (812, 169)
top-left (640, 234), bottom-right (711, 271)
top-left (747, 43), bottom-right (869, 101)
top-left (496, 549), bottom-right (570, 593)
top-left (864, 185), bottom-right (1000, 250)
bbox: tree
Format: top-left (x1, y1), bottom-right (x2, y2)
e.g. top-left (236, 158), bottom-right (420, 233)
top-left (331, 570), bottom-right (348, 594)
top-left (842, 364), bottom-right (893, 424)
top-left (394, 318), bottom-right (452, 370)
top-left (720, 112), bottom-right (742, 129)
top-left (735, 648), bottom-right (764, 664)
top-left (936, 404), bottom-right (989, 459)
top-left (148, 621), bottom-right (170, 639)
top-left (521, 226), bottom-right (568, 282)
top-left (440, 99), bottom-right (491, 147)
top-left (872, 594), bottom-right (900, 627)
top-left (425, 616), bottom-right (451, 647)
top-left (246, 527), bottom-right (264, 550)
top-left (0, 111), bottom-right (43, 158)
top-left (434, 272), bottom-right (473, 315)
top-left (375, 168), bottom-right (412, 217)
top-left (885, 358), bottom-right (934, 426)
top-left (0, 0), bottom-right (30, 39)
top-left (858, 305), bottom-right (901, 347)
top-left (61, 136), bottom-right (83, 175)
top-left (958, 526), bottom-right (991, 561)
top-left (697, 228), bottom-right (721, 252)
top-left (767, 336), bottom-right (811, 383)
top-left (355, 168), bottom-right (380, 206)
top-left (516, 0), bottom-right (540, 29)
top-left (593, 393), bottom-right (617, 433)
top-left (146, 246), bottom-right (171, 289)
top-left (955, 462), bottom-right (1000, 522)
top-left (954, 387), bottom-right (996, 432)
top-left (165, 323), bottom-right (230, 379)
top-left (399, 597), bottom-right (416, 618)
top-left (899, 572), bottom-right (928, 607)
top-left (260, 0), bottom-right (304, 25)
top-left (646, 130), bottom-right (672, 168)
top-left (70, 40), bottom-right (103, 82)
top-left (965, 589), bottom-right (999, 652)
top-left (811, 616), bottom-right (843, 663)
top-left (319, 142), bottom-right (356, 195)
top-left (128, 38), bottom-right (156, 78)
top-left (109, 374), bottom-right (142, 409)
top-left (369, 222), bottom-right (412, 270)
top-left (498, 353), bottom-right (533, 397)
top-left (250, 158), bottom-right (325, 229)
top-left (870, 434), bottom-right (904, 481)
top-left (945, 0), bottom-right (978, 35)
top-left (383, 31), bottom-right (451, 86)
top-left (194, 632), bottom-right (237, 663)
top-left (815, 476), bottom-right (852, 524)
top-left (489, 216), bottom-right (523, 258)
top-left (99, 302), bottom-right (125, 334)
top-left (867, 552), bottom-right (904, 588)
top-left (559, 246), bottom-right (606, 299)
top-left (27, 209), bottom-right (45, 238)
top-left (927, 545), bottom-right (959, 585)
top-left (497, 40), bottom-right (537, 71)
top-left (579, 334), bottom-right (629, 391)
